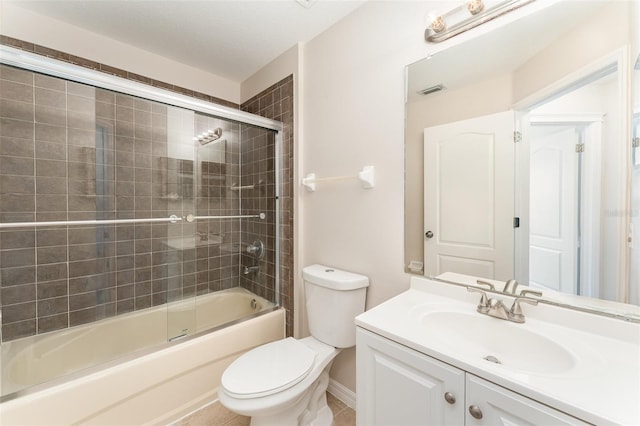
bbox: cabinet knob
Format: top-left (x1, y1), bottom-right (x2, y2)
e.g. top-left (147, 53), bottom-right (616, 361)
top-left (468, 405), bottom-right (483, 420)
top-left (443, 392), bottom-right (456, 404)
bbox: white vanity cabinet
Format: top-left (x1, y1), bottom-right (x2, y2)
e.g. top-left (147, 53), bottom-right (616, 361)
top-left (356, 327), bottom-right (465, 425)
top-left (464, 374), bottom-right (589, 425)
top-left (356, 328), bottom-right (589, 426)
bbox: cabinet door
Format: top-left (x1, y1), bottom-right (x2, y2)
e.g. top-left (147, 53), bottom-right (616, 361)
top-left (356, 328), bottom-right (465, 426)
top-left (465, 375), bottom-right (589, 425)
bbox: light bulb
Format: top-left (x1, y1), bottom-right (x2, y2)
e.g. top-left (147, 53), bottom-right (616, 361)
top-left (467, 0), bottom-right (485, 15)
top-left (431, 15), bottom-right (446, 33)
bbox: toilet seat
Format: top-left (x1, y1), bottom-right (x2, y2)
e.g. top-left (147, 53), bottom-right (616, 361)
top-left (221, 337), bottom-right (316, 399)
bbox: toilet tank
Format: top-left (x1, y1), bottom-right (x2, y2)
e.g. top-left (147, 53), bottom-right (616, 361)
top-left (302, 264), bottom-right (369, 348)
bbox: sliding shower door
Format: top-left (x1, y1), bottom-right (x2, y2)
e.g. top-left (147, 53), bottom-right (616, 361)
top-left (0, 56), bottom-right (281, 397)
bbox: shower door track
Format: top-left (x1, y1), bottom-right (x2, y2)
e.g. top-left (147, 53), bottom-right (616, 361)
top-left (0, 213), bottom-right (266, 229)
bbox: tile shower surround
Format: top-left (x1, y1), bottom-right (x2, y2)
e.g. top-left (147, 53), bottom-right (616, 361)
top-left (0, 37), bottom-right (295, 341)
top-left (241, 75), bottom-right (294, 336)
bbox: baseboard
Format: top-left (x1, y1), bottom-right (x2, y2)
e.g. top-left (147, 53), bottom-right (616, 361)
top-left (327, 379), bottom-right (356, 409)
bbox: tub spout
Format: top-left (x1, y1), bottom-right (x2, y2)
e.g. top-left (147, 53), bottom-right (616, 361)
top-left (243, 265), bottom-right (260, 275)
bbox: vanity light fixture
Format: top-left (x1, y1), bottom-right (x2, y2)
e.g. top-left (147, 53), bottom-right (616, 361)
top-left (194, 127), bottom-right (224, 146)
top-left (425, 0), bottom-right (535, 43)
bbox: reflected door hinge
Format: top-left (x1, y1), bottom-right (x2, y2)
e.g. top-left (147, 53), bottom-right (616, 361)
top-left (513, 131), bottom-right (522, 143)
top-left (633, 137), bottom-right (640, 148)
top-left (575, 143), bottom-right (585, 153)
top-left (513, 217), bottom-right (520, 228)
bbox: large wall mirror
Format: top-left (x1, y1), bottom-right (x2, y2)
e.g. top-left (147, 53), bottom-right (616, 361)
top-left (405, 0), bottom-right (640, 318)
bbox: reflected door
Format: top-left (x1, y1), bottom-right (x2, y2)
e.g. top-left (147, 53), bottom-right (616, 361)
top-left (424, 111), bottom-right (514, 280)
top-left (529, 126), bottom-right (579, 294)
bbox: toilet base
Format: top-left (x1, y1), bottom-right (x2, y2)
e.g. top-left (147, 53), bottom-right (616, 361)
top-left (248, 363), bottom-right (333, 426)
top-left (308, 405), bottom-right (333, 426)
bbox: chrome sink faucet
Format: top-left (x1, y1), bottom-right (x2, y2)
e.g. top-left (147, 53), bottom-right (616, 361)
top-left (487, 298), bottom-right (510, 320)
top-left (502, 279), bottom-right (518, 294)
top-left (468, 287), bottom-right (538, 323)
top-left (477, 278), bottom-right (543, 299)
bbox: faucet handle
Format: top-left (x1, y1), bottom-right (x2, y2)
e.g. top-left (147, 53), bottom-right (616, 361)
top-left (467, 287), bottom-right (490, 314)
top-left (508, 297), bottom-right (538, 323)
top-left (519, 288), bottom-right (542, 298)
top-left (476, 280), bottom-right (495, 291)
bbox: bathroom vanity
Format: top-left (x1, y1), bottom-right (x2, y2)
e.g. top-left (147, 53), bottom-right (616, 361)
top-left (355, 277), bottom-right (640, 425)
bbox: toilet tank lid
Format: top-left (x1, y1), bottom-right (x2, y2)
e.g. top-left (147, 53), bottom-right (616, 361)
top-left (302, 264), bottom-right (369, 290)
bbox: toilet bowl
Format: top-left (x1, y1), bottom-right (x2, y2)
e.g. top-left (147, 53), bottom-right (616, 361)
top-left (218, 265), bottom-right (369, 426)
top-left (219, 337), bottom-right (338, 426)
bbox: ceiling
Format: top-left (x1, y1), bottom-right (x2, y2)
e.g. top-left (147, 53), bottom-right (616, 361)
top-left (6, 0), bottom-right (365, 82)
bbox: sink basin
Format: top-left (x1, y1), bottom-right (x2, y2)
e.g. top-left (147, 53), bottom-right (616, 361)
top-left (417, 310), bottom-right (576, 375)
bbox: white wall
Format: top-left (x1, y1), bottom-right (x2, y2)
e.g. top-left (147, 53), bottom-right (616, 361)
top-left (240, 44), bottom-right (301, 104)
top-left (0, 2), bottom-right (240, 103)
top-left (300, 1), bottom-right (438, 392)
top-left (298, 0), bottom-right (568, 395)
top-left (513, 1), bottom-right (630, 103)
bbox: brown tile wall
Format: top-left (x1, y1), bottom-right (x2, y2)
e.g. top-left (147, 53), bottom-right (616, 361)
top-left (0, 38), bottom-right (293, 341)
top-left (237, 126), bottom-right (277, 306)
top-left (241, 75), bottom-right (294, 337)
top-left (0, 66), bottom-right (244, 342)
top-left (193, 113), bottom-right (241, 294)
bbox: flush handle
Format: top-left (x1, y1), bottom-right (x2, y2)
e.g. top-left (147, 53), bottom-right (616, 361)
top-left (469, 405), bottom-right (483, 420)
top-left (444, 392), bottom-right (456, 404)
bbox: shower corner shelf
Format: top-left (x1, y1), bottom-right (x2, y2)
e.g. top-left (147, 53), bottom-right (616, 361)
top-left (302, 166), bottom-right (375, 192)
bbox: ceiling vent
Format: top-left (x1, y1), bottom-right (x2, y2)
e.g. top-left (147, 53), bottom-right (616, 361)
top-left (418, 84), bottom-right (446, 96)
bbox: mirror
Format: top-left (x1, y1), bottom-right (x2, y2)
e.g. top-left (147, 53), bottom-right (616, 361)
top-left (405, 0), bottom-right (640, 318)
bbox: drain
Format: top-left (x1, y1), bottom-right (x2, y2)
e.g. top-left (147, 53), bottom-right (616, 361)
top-left (250, 299), bottom-right (258, 310)
top-left (483, 355), bottom-right (501, 364)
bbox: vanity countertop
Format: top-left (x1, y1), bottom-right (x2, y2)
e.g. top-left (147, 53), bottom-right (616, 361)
top-left (355, 277), bottom-right (640, 425)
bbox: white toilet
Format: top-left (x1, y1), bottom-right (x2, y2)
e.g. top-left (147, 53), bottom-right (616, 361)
top-left (218, 264), bottom-right (369, 426)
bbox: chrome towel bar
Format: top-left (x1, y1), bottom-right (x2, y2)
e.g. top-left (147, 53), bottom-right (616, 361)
top-left (0, 213), bottom-right (265, 229)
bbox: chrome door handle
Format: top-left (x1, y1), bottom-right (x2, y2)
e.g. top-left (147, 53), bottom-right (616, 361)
top-left (425, 230), bottom-right (434, 239)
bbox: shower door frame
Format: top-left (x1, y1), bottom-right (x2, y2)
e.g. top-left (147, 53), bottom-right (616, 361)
top-left (0, 44), bottom-right (283, 312)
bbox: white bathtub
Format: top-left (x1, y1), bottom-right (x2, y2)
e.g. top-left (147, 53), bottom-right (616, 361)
top-left (0, 287), bottom-right (285, 425)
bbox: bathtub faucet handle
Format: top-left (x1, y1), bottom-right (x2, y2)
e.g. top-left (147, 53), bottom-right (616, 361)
top-left (246, 240), bottom-right (264, 258)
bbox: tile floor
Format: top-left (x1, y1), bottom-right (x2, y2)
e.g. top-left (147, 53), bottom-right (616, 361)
top-left (176, 392), bottom-right (355, 426)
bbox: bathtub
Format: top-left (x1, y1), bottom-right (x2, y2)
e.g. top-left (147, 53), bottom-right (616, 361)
top-left (0, 287), bottom-right (285, 425)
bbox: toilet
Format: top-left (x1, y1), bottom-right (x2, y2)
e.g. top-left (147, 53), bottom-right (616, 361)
top-left (218, 264), bottom-right (369, 426)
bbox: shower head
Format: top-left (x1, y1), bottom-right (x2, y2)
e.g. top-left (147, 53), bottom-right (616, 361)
top-left (195, 128), bottom-right (223, 145)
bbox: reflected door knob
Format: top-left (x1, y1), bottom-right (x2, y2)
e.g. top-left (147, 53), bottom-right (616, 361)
top-left (425, 230), bottom-right (434, 239)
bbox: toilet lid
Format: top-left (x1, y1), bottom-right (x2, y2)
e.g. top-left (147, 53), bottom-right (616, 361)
top-left (221, 337), bottom-right (316, 399)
